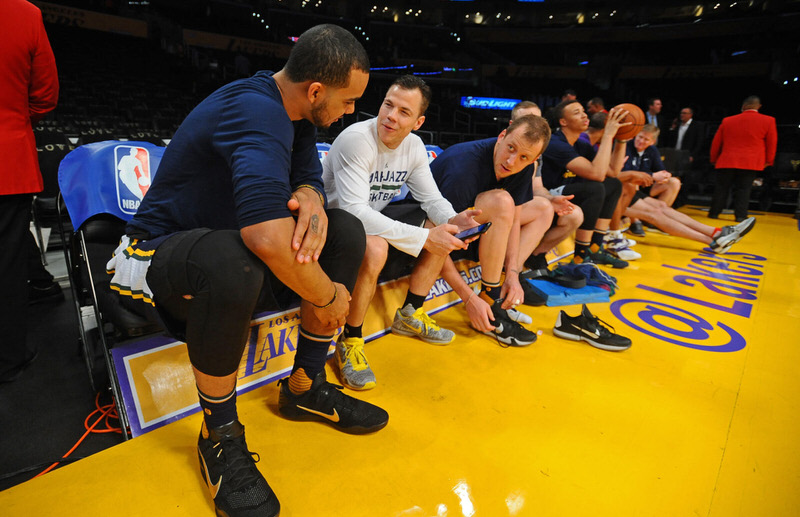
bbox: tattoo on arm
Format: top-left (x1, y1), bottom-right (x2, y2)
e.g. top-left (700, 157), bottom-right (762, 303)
top-left (310, 214), bottom-right (319, 233)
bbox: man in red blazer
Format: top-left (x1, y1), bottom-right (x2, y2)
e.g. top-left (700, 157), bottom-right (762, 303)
top-left (0, 0), bottom-right (59, 382)
top-left (708, 96), bottom-right (777, 222)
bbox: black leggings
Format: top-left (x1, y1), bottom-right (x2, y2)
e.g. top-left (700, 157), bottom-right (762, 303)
top-left (146, 209), bottom-right (365, 376)
top-left (562, 177), bottom-right (622, 231)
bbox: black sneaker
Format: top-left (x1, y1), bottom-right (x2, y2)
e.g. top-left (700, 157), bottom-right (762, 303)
top-left (553, 304), bottom-right (632, 351)
top-left (587, 248), bottom-right (628, 269)
top-left (520, 277), bottom-right (546, 306)
top-left (483, 300), bottom-right (538, 347)
top-left (198, 420), bottom-right (280, 517)
top-left (628, 220), bottom-right (646, 237)
top-left (278, 370), bottom-right (388, 434)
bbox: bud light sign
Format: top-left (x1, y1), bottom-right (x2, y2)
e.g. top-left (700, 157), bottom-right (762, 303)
top-left (114, 145), bottom-right (152, 214)
top-left (461, 96), bottom-right (521, 110)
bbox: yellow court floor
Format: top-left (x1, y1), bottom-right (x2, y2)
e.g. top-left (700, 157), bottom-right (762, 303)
top-left (4, 208), bottom-right (800, 517)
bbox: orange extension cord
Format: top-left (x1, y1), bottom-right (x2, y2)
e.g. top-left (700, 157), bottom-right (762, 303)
top-left (35, 392), bottom-right (123, 478)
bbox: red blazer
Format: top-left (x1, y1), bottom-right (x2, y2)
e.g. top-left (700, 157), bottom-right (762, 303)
top-left (0, 0), bottom-right (59, 195)
top-left (710, 110), bottom-right (777, 171)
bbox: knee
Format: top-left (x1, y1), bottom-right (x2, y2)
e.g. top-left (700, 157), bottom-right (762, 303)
top-left (362, 236), bottom-right (389, 275)
top-left (477, 190), bottom-right (515, 224)
top-left (530, 196), bottom-right (554, 221)
top-left (669, 177), bottom-right (682, 191)
top-left (622, 182), bottom-right (637, 196)
top-left (194, 231), bottom-right (265, 303)
top-left (327, 208), bottom-right (366, 257)
top-left (604, 177), bottom-right (622, 198)
top-left (563, 206), bottom-right (583, 230)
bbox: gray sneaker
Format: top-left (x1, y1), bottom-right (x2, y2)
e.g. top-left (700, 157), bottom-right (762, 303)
top-left (391, 303), bottom-right (455, 345)
top-left (334, 335), bottom-right (376, 390)
top-left (710, 217), bottom-right (755, 253)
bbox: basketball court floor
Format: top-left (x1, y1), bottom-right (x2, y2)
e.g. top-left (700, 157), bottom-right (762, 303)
top-left (3, 208), bottom-right (799, 516)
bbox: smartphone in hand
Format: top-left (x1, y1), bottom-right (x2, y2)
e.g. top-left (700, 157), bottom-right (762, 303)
top-left (454, 222), bottom-right (491, 241)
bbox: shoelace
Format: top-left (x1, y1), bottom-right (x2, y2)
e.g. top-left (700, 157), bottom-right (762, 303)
top-left (586, 313), bottom-right (617, 338)
top-left (413, 307), bottom-right (441, 332)
top-left (213, 438), bottom-right (261, 491)
top-left (342, 340), bottom-right (369, 372)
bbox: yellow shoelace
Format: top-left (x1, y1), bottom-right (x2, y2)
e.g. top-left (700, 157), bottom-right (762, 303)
top-left (413, 307), bottom-right (441, 331)
top-left (342, 338), bottom-right (369, 371)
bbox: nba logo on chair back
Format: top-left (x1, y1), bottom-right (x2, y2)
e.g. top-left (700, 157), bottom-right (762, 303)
top-left (425, 145), bottom-right (442, 164)
top-left (316, 142), bottom-right (331, 165)
top-left (114, 145), bottom-right (152, 214)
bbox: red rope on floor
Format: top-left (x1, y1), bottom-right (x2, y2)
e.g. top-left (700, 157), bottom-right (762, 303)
top-left (34, 392), bottom-right (122, 478)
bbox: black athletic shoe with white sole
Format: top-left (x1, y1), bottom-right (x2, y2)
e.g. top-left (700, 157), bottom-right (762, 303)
top-left (198, 420), bottom-right (280, 517)
top-left (483, 299), bottom-right (538, 347)
top-left (521, 277), bottom-right (547, 306)
top-left (278, 370), bottom-right (388, 434)
top-left (553, 304), bottom-right (632, 351)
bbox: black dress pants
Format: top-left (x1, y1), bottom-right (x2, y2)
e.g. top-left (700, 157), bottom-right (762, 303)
top-left (709, 168), bottom-right (758, 221)
top-left (0, 194), bottom-right (34, 372)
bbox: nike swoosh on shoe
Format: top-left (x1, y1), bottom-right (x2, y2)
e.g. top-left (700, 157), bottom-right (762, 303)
top-left (199, 451), bottom-right (222, 499)
top-left (297, 405), bottom-right (340, 422)
top-left (572, 324), bottom-right (599, 339)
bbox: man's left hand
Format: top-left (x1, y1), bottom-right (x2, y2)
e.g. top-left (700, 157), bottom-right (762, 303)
top-left (449, 209), bottom-right (482, 233)
top-left (499, 275), bottom-right (524, 311)
top-left (551, 195), bottom-right (576, 216)
top-left (287, 188), bottom-right (327, 263)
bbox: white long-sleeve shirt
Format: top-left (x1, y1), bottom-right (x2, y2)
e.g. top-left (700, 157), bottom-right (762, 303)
top-left (323, 118), bottom-right (456, 257)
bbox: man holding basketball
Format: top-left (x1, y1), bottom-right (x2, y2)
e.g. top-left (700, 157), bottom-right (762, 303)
top-left (540, 99), bottom-right (630, 268)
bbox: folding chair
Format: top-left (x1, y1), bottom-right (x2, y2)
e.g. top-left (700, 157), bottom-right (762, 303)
top-left (58, 140), bottom-right (166, 439)
top-left (32, 142), bottom-right (76, 264)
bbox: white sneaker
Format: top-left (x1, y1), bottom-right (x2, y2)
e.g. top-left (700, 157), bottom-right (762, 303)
top-left (604, 230), bottom-right (636, 248)
top-left (606, 233), bottom-right (642, 261)
top-left (611, 246), bottom-right (642, 261)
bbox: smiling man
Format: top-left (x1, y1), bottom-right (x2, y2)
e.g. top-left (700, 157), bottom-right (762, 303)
top-left (323, 75), bottom-right (480, 390)
top-left (431, 115), bottom-right (552, 347)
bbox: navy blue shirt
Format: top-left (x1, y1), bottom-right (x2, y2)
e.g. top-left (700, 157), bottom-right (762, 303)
top-left (430, 138), bottom-right (534, 213)
top-left (623, 141), bottom-right (665, 174)
top-left (540, 130), bottom-right (596, 190)
top-left (128, 71), bottom-right (323, 239)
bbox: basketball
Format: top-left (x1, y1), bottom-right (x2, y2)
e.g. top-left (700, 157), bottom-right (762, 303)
top-left (610, 103), bottom-right (646, 141)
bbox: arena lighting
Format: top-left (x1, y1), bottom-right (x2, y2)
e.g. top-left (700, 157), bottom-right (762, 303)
top-left (461, 96), bottom-right (522, 110)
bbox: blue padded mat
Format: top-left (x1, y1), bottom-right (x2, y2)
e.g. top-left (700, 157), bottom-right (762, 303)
top-left (525, 278), bottom-right (610, 306)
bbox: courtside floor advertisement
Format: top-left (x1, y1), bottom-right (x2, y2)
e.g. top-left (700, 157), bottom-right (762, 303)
top-left (113, 259), bottom-right (485, 436)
